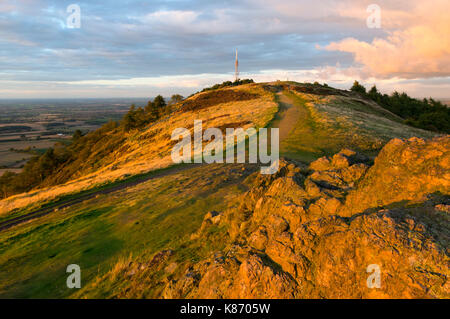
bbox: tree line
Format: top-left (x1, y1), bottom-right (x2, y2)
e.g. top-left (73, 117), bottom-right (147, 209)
top-left (121, 94), bottom-right (183, 131)
top-left (350, 81), bottom-right (450, 133)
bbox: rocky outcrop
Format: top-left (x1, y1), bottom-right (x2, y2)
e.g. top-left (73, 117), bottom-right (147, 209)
top-left (126, 136), bottom-right (450, 298)
top-left (344, 136), bottom-right (450, 216)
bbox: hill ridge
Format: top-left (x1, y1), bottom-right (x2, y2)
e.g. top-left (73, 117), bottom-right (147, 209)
top-left (0, 82), bottom-right (438, 216)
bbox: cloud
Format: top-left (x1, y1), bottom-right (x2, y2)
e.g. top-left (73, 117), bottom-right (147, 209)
top-left (0, 0), bottom-right (448, 98)
top-left (324, 0), bottom-right (450, 79)
top-left (138, 10), bottom-right (200, 28)
top-left (2, 67), bottom-right (449, 99)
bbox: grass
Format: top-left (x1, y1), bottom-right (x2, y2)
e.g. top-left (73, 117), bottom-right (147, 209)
top-left (0, 81), bottom-right (441, 298)
top-left (276, 91), bottom-right (337, 162)
top-left (0, 84), bottom-right (277, 215)
top-left (0, 163), bottom-right (254, 298)
top-left (0, 163), bottom-right (192, 224)
top-left (274, 90), bottom-right (438, 163)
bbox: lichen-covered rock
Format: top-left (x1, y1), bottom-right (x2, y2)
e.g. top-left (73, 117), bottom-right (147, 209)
top-left (108, 136), bottom-right (450, 299)
top-left (344, 136), bottom-right (450, 216)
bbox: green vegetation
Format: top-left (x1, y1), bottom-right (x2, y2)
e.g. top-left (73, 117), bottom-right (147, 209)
top-left (194, 79), bottom-right (254, 95)
top-left (0, 126), bottom-right (33, 133)
top-left (1, 80), bottom-right (441, 199)
top-left (0, 94), bottom-right (185, 199)
top-left (0, 82), bottom-right (259, 199)
top-left (0, 80), bottom-right (446, 299)
top-left (350, 81), bottom-right (450, 133)
top-left (274, 87), bottom-right (436, 162)
top-left (276, 92), bottom-right (342, 162)
top-left (0, 121), bottom-right (120, 198)
top-left (0, 163), bottom-right (253, 298)
top-left (169, 94), bottom-right (184, 105)
top-left (122, 95), bottom-right (175, 131)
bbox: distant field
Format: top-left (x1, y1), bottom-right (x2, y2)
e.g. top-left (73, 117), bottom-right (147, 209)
top-left (0, 139), bottom-right (64, 170)
top-left (441, 99), bottom-right (450, 107)
top-left (0, 98), bottom-right (147, 172)
top-left (0, 139), bottom-right (60, 152)
top-left (0, 169), bottom-right (22, 176)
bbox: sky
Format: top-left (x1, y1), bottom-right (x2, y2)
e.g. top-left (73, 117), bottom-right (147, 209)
top-left (0, 0), bottom-right (449, 99)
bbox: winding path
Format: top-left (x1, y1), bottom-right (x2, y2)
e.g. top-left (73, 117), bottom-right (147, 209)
top-left (0, 92), bottom-right (300, 232)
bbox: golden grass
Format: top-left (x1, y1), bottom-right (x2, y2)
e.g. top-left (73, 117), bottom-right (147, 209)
top-left (0, 84), bottom-right (277, 215)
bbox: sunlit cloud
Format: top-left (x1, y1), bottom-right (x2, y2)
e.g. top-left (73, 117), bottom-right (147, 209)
top-left (324, 0), bottom-right (450, 79)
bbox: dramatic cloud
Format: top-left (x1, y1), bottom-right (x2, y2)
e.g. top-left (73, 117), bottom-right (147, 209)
top-left (0, 0), bottom-right (448, 98)
top-left (324, 0), bottom-right (450, 79)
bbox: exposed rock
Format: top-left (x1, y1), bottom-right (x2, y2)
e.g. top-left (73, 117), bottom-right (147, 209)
top-left (149, 249), bottom-right (173, 269)
top-left (344, 136), bottom-right (450, 216)
top-left (165, 262), bottom-right (178, 274)
top-left (309, 156), bottom-right (332, 171)
top-left (121, 137), bottom-right (450, 299)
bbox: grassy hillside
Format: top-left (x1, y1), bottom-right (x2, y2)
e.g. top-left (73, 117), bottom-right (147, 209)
top-left (0, 163), bottom-right (256, 298)
top-left (73, 136), bottom-right (449, 299)
top-left (277, 87), bottom-right (435, 162)
top-left (0, 81), bottom-right (444, 298)
top-left (0, 81), bottom-right (438, 218)
top-left (0, 83), bottom-right (277, 215)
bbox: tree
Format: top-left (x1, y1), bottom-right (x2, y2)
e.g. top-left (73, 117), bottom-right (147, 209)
top-left (144, 100), bottom-right (153, 114)
top-left (145, 100), bottom-right (159, 121)
top-left (362, 84), bottom-right (450, 133)
top-left (72, 129), bottom-right (83, 141)
top-left (368, 85), bottom-right (380, 102)
top-left (368, 85), bottom-right (378, 95)
top-left (122, 104), bottom-right (137, 131)
top-left (147, 95), bottom-right (166, 120)
top-left (0, 171), bottom-right (16, 198)
top-left (153, 95), bottom-right (166, 109)
top-left (350, 80), bottom-right (366, 94)
top-left (133, 107), bottom-right (146, 127)
top-left (169, 94), bottom-right (184, 105)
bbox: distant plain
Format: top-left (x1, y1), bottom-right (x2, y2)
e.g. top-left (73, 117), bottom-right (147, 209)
top-left (0, 98), bottom-right (148, 175)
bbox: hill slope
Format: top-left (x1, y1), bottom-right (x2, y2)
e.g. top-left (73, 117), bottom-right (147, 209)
top-left (76, 136), bottom-right (449, 299)
top-left (0, 82), bottom-right (435, 215)
top-left (0, 81), bottom-right (447, 299)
